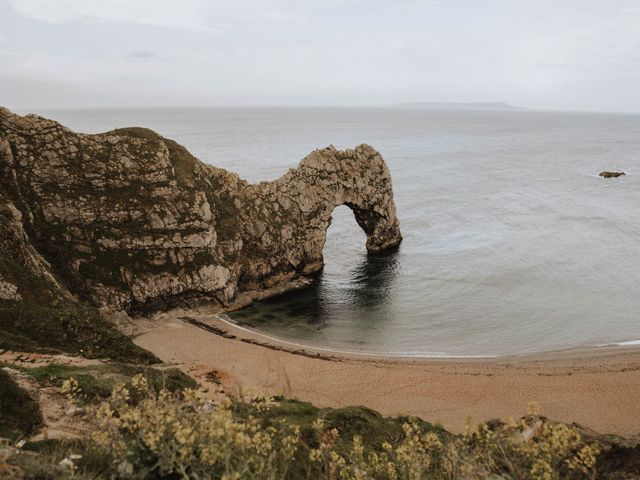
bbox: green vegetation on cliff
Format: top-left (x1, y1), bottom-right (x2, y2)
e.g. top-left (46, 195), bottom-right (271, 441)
top-left (9, 362), bottom-right (196, 402)
top-left (0, 253), bottom-right (157, 364)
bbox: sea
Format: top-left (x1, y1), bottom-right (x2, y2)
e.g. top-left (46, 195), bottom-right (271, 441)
top-left (33, 107), bottom-right (640, 357)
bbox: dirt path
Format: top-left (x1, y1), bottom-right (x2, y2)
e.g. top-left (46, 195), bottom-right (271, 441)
top-left (2, 365), bottom-right (89, 441)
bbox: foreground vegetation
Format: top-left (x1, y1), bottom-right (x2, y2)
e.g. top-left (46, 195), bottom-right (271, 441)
top-left (4, 367), bottom-right (633, 480)
top-left (86, 377), bottom-right (602, 479)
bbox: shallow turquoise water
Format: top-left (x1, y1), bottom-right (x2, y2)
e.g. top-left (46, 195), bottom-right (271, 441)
top-left (38, 107), bottom-right (640, 356)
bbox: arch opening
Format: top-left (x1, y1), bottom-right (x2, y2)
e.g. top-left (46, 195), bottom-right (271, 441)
top-left (323, 205), bottom-right (368, 273)
top-left (320, 204), bottom-right (401, 312)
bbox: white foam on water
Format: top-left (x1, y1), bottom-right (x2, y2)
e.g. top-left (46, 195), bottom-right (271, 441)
top-left (598, 339), bottom-right (640, 347)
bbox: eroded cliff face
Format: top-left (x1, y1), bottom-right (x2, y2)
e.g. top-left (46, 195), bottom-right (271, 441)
top-left (0, 107), bottom-right (401, 314)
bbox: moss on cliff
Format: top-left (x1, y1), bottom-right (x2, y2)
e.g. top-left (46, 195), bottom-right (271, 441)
top-left (164, 138), bottom-right (198, 187)
top-left (211, 193), bottom-right (241, 242)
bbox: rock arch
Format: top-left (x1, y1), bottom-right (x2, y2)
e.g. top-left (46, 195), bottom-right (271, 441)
top-left (236, 145), bottom-right (402, 289)
top-left (0, 107), bottom-right (402, 312)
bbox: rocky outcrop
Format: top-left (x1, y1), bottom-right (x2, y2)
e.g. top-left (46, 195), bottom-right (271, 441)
top-left (599, 171), bottom-right (626, 178)
top-left (0, 276), bottom-right (20, 301)
top-left (0, 107), bottom-right (401, 314)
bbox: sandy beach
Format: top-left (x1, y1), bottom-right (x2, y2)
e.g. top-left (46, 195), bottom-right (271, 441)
top-left (131, 308), bottom-right (640, 437)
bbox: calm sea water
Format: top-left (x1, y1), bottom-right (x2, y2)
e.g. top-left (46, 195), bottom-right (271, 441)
top-left (36, 107), bottom-right (640, 356)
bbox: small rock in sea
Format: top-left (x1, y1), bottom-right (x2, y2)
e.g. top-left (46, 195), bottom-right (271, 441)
top-left (599, 171), bottom-right (626, 178)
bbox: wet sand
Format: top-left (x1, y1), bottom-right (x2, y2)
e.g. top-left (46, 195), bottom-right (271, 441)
top-left (133, 309), bottom-right (640, 436)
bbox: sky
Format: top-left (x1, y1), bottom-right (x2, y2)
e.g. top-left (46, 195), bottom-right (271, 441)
top-left (1, 0), bottom-right (639, 112)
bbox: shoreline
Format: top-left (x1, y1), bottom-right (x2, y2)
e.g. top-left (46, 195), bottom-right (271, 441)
top-left (132, 307), bottom-right (640, 436)
top-left (175, 275), bottom-right (640, 363)
top-left (213, 310), bottom-right (640, 362)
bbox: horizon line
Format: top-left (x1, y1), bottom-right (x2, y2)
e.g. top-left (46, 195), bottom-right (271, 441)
top-left (6, 103), bottom-right (640, 116)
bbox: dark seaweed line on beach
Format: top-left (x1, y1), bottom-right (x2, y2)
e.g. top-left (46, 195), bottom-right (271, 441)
top-left (178, 316), bottom-right (338, 362)
top-left (179, 316), bottom-right (237, 339)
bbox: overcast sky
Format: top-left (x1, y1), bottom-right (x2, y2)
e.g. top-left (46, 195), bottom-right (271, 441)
top-left (1, 0), bottom-right (639, 112)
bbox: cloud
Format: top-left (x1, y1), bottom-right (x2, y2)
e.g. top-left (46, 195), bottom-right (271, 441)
top-left (1, 0), bottom-right (640, 111)
top-left (1, 0), bottom-right (344, 31)
top-left (127, 50), bottom-right (156, 59)
top-left (1, 0), bottom-right (389, 31)
top-left (3, 0), bottom-right (220, 31)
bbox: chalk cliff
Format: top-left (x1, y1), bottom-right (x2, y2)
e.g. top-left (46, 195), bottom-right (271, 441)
top-left (0, 107), bottom-right (401, 315)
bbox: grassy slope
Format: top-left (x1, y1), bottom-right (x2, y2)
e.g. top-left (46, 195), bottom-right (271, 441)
top-left (258, 398), bottom-right (449, 449)
top-left (19, 362), bottom-right (197, 401)
top-left (0, 369), bottom-right (43, 440)
top-left (0, 252), bottom-right (158, 364)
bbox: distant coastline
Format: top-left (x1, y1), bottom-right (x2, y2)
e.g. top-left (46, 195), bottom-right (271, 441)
top-left (392, 102), bottom-right (526, 111)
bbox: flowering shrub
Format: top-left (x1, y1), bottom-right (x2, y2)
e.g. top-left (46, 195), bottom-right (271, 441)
top-left (60, 377), bottom-right (82, 400)
top-left (454, 416), bottom-right (600, 480)
top-left (80, 376), bottom-right (600, 480)
top-left (307, 419), bottom-right (445, 480)
top-left (89, 374), bottom-right (300, 479)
